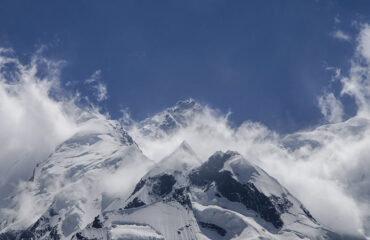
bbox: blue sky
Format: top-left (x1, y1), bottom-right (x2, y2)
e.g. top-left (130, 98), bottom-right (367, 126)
top-left (1, 0), bottom-right (369, 133)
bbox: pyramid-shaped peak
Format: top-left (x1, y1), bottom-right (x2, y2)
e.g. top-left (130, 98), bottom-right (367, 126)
top-left (158, 141), bottom-right (201, 171)
top-left (207, 150), bottom-right (240, 164)
top-left (176, 140), bottom-right (197, 156)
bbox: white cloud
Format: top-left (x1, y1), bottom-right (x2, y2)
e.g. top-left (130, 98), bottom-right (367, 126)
top-left (120, 107), bottom-right (133, 125)
top-left (0, 52), bottom-right (116, 230)
top-left (357, 24), bottom-right (370, 62)
top-left (332, 30), bottom-right (351, 42)
top-left (85, 70), bottom-right (108, 102)
top-left (0, 49), bottom-right (80, 205)
top-left (341, 24), bottom-right (370, 116)
top-left (120, 25), bottom-right (370, 238)
top-left (318, 92), bottom-right (344, 123)
top-left (95, 82), bottom-right (108, 101)
top-left (1, 24), bottom-right (370, 239)
top-left (334, 16), bottom-right (341, 24)
top-left (325, 67), bottom-right (341, 80)
top-left (84, 69), bottom-right (101, 84)
top-left (124, 104), bottom-right (366, 236)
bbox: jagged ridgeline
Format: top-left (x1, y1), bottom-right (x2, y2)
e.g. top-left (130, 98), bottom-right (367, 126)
top-left (0, 100), bottom-right (364, 240)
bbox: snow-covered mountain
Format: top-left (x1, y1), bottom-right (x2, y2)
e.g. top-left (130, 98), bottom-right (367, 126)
top-left (73, 146), bottom-right (345, 240)
top-left (0, 112), bottom-right (154, 239)
top-left (136, 98), bottom-right (203, 138)
top-left (0, 100), bottom-right (365, 239)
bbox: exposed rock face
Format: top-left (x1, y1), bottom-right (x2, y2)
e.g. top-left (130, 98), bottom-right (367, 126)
top-left (72, 146), bottom-right (346, 240)
top-left (189, 151), bottom-right (286, 229)
top-left (0, 101), bottom-right (365, 240)
top-left (137, 99), bottom-right (203, 138)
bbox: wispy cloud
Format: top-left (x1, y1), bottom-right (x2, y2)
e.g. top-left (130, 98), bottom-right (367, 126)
top-left (318, 92), bottom-right (344, 123)
top-left (84, 69), bottom-right (108, 102)
top-left (84, 69), bottom-right (101, 84)
top-left (0, 48), bottom-right (79, 205)
top-left (1, 23), bottom-right (370, 239)
top-left (121, 24), bottom-right (370, 237)
top-left (356, 24), bottom-right (370, 64)
top-left (331, 30), bottom-right (351, 42)
top-left (0, 51), bottom-right (116, 230)
top-left (124, 102), bottom-right (365, 236)
top-left (95, 82), bottom-right (108, 101)
top-left (334, 16), bottom-right (341, 24)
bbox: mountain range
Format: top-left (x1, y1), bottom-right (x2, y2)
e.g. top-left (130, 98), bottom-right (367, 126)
top-left (0, 99), bottom-right (364, 240)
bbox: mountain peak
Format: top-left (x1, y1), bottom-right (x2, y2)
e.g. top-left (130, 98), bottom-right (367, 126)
top-left (173, 98), bottom-right (200, 112)
top-left (138, 99), bottom-right (203, 138)
top-left (75, 148), bottom-right (336, 240)
top-left (0, 115), bottom-right (154, 238)
top-left (154, 141), bottom-right (201, 174)
top-left (177, 140), bottom-right (196, 156)
top-left (203, 150), bottom-right (240, 170)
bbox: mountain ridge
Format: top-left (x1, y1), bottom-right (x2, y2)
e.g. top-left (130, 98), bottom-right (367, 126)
top-left (0, 100), bottom-right (365, 240)
top-left (73, 149), bottom-right (347, 240)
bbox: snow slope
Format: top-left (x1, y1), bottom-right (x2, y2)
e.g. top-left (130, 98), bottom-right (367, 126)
top-left (74, 145), bottom-right (350, 240)
top-left (0, 112), bottom-right (153, 239)
top-left (135, 98), bottom-right (203, 138)
top-left (0, 101), bottom-right (366, 240)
